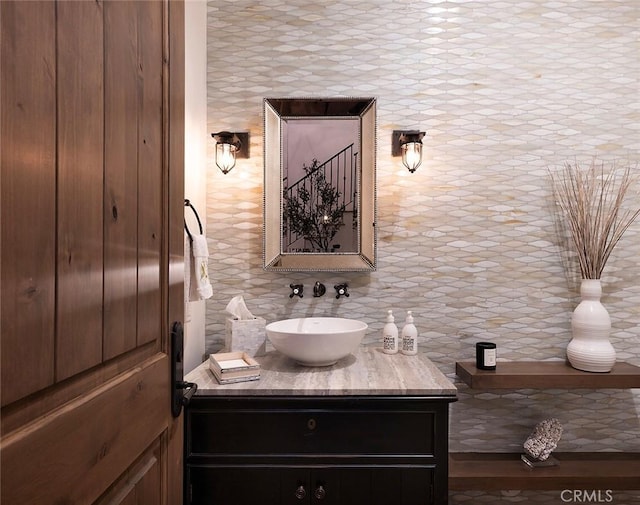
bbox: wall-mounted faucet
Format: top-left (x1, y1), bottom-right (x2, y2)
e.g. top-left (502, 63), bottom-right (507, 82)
top-left (334, 283), bottom-right (349, 299)
top-left (313, 282), bottom-right (326, 297)
top-left (289, 283), bottom-right (304, 298)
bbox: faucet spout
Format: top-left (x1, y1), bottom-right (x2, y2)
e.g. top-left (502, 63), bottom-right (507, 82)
top-left (313, 281), bottom-right (326, 297)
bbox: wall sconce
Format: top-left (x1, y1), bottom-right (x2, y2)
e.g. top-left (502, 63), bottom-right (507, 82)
top-left (211, 131), bottom-right (249, 174)
top-left (392, 130), bottom-right (425, 173)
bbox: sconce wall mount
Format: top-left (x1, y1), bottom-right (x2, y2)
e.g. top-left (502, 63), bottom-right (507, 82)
top-left (392, 130), bottom-right (425, 173)
top-left (211, 131), bottom-right (250, 174)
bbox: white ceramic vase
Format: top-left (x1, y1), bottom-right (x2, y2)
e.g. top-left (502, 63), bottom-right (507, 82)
top-left (567, 279), bottom-right (616, 373)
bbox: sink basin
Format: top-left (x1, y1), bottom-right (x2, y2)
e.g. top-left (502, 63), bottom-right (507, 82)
top-left (265, 317), bottom-right (368, 366)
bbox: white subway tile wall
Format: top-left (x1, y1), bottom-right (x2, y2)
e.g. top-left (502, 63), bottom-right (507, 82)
top-left (206, 1), bottom-right (639, 501)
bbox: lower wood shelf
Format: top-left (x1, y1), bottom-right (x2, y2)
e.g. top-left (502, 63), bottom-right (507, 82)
top-left (449, 452), bottom-right (640, 491)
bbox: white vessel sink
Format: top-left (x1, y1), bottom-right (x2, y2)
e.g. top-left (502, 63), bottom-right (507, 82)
top-left (265, 317), bottom-right (368, 366)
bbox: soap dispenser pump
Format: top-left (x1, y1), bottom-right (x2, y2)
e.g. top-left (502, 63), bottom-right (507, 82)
top-left (401, 311), bottom-right (418, 355)
top-left (382, 310), bottom-right (398, 354)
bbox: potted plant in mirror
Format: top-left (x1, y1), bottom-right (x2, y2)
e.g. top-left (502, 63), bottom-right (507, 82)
top-left (550, 160), bottom-right (640, 372)
top-left (283, 159), bottom-right (346, 253)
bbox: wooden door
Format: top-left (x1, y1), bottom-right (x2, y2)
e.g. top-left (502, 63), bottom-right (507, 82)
top-left (0, 1), bottom-right (185, 503)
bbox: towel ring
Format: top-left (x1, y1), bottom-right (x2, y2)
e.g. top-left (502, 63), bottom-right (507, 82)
top-left (184, 199), bottom-right (203, 243)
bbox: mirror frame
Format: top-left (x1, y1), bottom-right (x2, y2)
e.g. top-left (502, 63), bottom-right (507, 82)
top-left (264, 97), bottom-right (377, 272)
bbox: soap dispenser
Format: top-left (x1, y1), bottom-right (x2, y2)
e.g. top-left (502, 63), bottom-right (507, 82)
top-left (382, 310), bottom-right (398, 354)
top-left (401, 311), bottom-right (418, 355)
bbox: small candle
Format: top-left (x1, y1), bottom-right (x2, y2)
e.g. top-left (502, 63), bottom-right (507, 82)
top-left (476, 342), bottom-right (497, 370)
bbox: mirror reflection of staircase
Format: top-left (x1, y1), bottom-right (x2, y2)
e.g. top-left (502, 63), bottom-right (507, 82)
top-left (283, 143), bottom-right (359, 253)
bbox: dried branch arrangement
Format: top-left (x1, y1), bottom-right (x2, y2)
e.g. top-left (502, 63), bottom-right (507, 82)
top-left (550, 160), bottom-right (640, 279)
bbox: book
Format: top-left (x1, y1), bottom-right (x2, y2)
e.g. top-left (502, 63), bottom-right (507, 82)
top-left (212, 373), bottom-right (261, 385)
top-left (209, 351), bottom-right (260, 384)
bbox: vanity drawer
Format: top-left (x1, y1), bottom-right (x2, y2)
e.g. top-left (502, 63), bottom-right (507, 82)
top-left (188, 408), bottom-right (436, 457)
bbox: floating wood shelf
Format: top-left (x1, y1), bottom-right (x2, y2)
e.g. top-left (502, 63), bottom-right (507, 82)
top-left (455, 361), bottom-right (640, 389)
top-left (449, 452), bottom-right (640, 490)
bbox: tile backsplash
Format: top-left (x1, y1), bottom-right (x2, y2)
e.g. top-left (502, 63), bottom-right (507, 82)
top-left (206, 1), bottom-right (639, 501)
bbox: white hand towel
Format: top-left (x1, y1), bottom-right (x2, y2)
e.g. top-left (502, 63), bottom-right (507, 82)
top-left (185, 235), bottom-right (199, 302)
top-left (190, 234), bottom-right (213, 300)
top-left (184, 235), bottom-right (191, 302)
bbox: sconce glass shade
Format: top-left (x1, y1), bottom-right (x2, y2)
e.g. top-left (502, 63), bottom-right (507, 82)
top-left (212, 131), bottom-right (241, 174)
top-left (401, 141), bottom-right (422, 173)
top-left (399, 131), bottom-right (425, 173)
top-left (392, 130), bottom-right (426, 173)
top-left (216, 141), bottom-right (238, 174)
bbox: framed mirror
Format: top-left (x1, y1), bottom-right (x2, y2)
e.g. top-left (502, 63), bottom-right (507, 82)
top-left (264, 97), bottom-right (376, 272)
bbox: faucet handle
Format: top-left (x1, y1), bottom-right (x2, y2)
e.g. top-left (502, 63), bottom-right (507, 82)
top-left (334, 283), bottom-right (349, 299)
top-left (289, 283), bottom-right (304, 298)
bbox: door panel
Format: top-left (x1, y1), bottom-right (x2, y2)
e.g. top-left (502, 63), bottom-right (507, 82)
top-left (1, 355), bottom-right (168, 504)
top-left (0, 0), bottom-right (57, 406)
top-left (56, 0), bottom-right (105, 381)
top-left (137, 0), bottom-right (164, 348)
top-left (103, 0), bottom-right (142, 361)
top-left (188, 466), bottom-right (434, 505)
top-left (0, 1), bottom-right (185, 504)
top-left (189, 467), bottom-right (283, 504)
top-left (95, 439), bottom-right (162, 505)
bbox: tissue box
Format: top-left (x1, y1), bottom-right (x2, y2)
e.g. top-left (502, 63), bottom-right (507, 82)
top-left (225, 317), bottom-right (267, 357)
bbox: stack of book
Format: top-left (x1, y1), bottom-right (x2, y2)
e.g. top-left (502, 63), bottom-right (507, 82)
top-left (209, 351), bottom-right (260, 384)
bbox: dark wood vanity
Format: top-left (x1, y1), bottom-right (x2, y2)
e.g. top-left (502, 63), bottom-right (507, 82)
top-left (184, 347), bottom-right (457, 505)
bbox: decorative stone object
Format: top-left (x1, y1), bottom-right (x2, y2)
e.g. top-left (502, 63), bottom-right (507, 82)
top-left (523, 418), bottom-right (563, 462)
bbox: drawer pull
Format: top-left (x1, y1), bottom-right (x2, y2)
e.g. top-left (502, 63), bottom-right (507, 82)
top-left (295, 485), bottom-right (306, 500)
top-left (314, 485), bottom-right (326, 500)
top-left (307, 418), bottom-right (317, 430)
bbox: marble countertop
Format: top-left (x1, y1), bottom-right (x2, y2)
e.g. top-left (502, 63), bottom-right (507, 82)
top-left (184, 344), bottom-right (457, 397)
